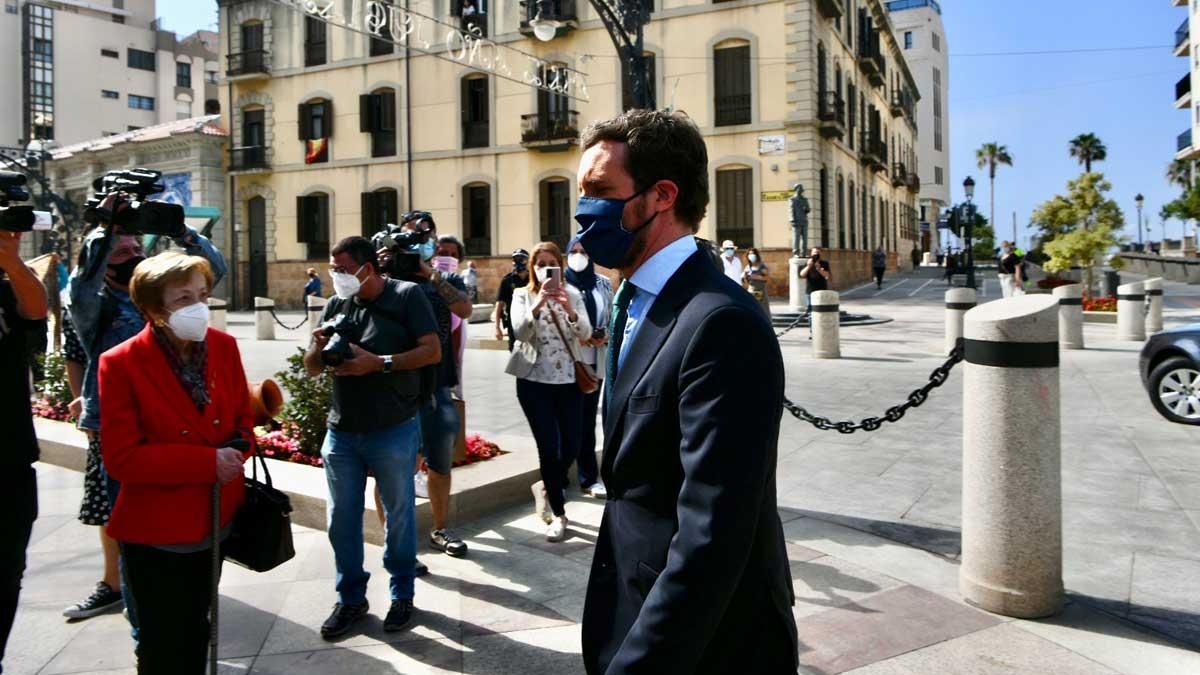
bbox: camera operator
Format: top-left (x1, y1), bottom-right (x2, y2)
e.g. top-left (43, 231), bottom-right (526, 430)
top-left (396, 214), bottom-right (472, 561)
top-left (304, 236), bottom-right (441, 639)
top-left (0, 229), bottom-right (48, 672)
top-left (64, 191), bottom-right (226, 626)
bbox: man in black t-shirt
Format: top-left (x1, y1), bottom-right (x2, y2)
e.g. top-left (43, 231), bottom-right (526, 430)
top-left (799, 247), bottom-right (833, 337)
top-left (304, 236), bottom-right (441, 640)
top-left (493, 249), bottom-right (529, 352)
top-left (0, 230), bottom-right (49, 671)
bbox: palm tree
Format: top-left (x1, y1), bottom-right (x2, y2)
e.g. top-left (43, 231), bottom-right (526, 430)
top-left (975, 142), bottom-right (1013, 240)
top-left (1068, 133), bottom-right (1107, 173)
top-left (1167, 158), bottom-right (1194, 191)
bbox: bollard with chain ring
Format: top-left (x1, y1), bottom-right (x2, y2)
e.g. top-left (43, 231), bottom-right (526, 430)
top-left (783, 339), bottom-right (964, 434)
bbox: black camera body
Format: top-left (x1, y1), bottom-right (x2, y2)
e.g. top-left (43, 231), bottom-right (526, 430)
top-left (370, 224), bottom-right (427, 279)
top-left (83, 168), bottom-right (186, 237)
top-left (0, 171), bottom-right (55, 233)
top-left (319, 313), bottom-right (360, 366)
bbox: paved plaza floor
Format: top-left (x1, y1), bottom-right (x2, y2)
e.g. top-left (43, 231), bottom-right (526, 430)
top-left (12, 268), bottom-right (1200, 673)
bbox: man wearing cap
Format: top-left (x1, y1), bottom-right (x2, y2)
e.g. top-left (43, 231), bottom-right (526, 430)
top-left (719, 240), bottom-right (743, 286)
top-left (494, 249), bottom-right (530, 352)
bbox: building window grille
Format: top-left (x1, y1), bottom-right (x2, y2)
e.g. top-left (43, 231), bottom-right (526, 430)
top-left (714, 43), bottom-right (751, 126)
top-left (715, 167), bottom-right (754, 247)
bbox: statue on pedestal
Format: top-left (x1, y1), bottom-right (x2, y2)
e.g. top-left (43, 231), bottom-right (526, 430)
top-left (790, 183), bottom-right (810, 258)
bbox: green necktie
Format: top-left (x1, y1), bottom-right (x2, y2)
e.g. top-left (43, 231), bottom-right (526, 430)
top-left (606, 281), bottom-right (637, 398)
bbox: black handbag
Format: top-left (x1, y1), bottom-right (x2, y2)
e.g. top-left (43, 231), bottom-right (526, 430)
top-left (223, 447), bottom-right (296, 572)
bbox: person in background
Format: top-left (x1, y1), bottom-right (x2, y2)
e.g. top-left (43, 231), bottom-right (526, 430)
top-left (98, 252), bottom-right (253, 674)
top-left (436, 235), bottom-right (470, 398)
top-left (997, 241), bottom-right (1024, 298)
top-left (719, 240), bottom-right (743, 285)
top-left (742, 247), bottom-right (772, 318)
top-left (494, 249), bottom-right (530, 351)
top-left (506, 242), bottom-right (592, 542)
top-left (935, 245), bottom-right (944, 267)
top-left (463, 260), bottom-right (479, 304)
top-left (303, 267), bottom-right (323, 300)
top-left (0, 230), bottom-right (49, 674)
top-left (800, 247), bottom-right (832, 338)
top-left (911, 245), bottom-right (921, 271)
top-left (565, 236), bottom-right (611, 499)
top-left (943, 248), bottom-right (958, 285)
top-left (871, 246), bottom-right (887, 289)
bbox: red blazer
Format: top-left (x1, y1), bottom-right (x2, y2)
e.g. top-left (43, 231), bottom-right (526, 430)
top-left (99, 325), bottom-right (255, 546)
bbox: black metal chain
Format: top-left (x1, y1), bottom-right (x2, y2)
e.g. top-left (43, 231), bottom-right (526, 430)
top-left (775, 313), bottom-right (808, 338)
top-left (782, 339), bottom-right (964, 433)
top-left (268, 308), bottom-right (309, 331)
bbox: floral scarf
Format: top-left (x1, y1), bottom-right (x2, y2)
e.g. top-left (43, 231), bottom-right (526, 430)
top-left (152, 326), bottom-right (210, 411)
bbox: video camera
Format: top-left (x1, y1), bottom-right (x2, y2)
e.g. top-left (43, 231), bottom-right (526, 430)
top-left (0, 171), bottom-right (55, 233)
top-left (317, 313), bottom-right (358, 366)
top-left (369, 212), bottom-right (434, 279)
top-left (82, 168), bottom-right (186, 237)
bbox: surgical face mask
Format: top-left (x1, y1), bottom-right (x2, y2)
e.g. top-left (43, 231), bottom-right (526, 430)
top-left (574, 184), bottom-right (657, 269)
top-left (723, 248), bottom-right (735, 258)
top-left (749, 254), bottom-right (759, 264)
top-left (567, 252), bottom-right (589, 273)
top-left (331, 266), bottom-right (366, 299)
top-left (418, 240), bottom-right (436, 261)
top-left (167, 302), bottom-right (209, 342)
top-left (108, 255), bottom-right (145, 286)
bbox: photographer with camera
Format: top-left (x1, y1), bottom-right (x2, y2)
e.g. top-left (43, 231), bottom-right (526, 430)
top-left (64, 171), bottom-right (226, 627)
top-left (0, 229), bottom-right (48, 673)
top-left (304, 236), bottom-right (441, 639)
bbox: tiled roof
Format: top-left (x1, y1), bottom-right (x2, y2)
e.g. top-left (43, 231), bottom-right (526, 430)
top-left (50, 115), bottom-right (228, 160)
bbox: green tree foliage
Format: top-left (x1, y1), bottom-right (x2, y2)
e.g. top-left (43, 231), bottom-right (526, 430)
top-left (1068, 133), bottom-right (1107, 173)
top-left (1032, 173), bottom-right (1125, 294)
top-left (1166, 158), bottom-right (1193, 191)
top-left (969, 212), bottom-right (996, 262)
top-left (274, 348), bottom-right (332, 456)
top-left (1161, 183), bottom-right (1200, 225)
top-left (975, 142), bottom-right (1013, 239)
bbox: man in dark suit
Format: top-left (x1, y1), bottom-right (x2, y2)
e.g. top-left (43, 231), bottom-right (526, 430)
top-left (575, 110), bottom-right (798, 675)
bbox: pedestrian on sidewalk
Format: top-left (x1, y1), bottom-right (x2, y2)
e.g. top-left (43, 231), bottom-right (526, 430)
top-left (303, 267), bottom-right (322, 300)
top-left (911, 245), bottom-right (921, 271)
top-left (742, 247), bottom-right (772, 318)
top-left (304, 236), bottom-right (441, 640)
top-left (720, 240), bottom-right (743, 286)
top-left (494, 249), bottom-right (530, 351)
top-left (944, 249), bottom-right (958, 285)
top-left (506, 241), bottom-right (592, 542)
top-left (565, 236), bottom-right (611, 500)
top-left (997, 241), bottom-right (1024, 298)
top-left (935, 245), bottom-right (944, 266)
top-left (872, 246), bottom-right (887, 289)
top-left (0, 230), bottom-right (49, 674)
top-left (799, 247), bottom-right (832, 337)
top-left (574, 110), bottom-right (797, 675)
top-left (98, 252), bottom-right (253, 674)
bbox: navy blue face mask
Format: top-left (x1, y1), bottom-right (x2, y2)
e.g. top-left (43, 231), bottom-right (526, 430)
top-left (574, 184), bottom-right (657, 269)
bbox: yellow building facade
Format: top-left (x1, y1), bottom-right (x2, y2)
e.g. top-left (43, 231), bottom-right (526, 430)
top-left (218, 0), bottom-right (920, 306)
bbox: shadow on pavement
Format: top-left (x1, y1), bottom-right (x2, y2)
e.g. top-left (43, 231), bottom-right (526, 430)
top-left (782, 508), bottom-right (962, 559)
top-left (1068, 592), bottom-right (1200, 651)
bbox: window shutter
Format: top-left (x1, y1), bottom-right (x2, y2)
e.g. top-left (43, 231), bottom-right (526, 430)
top-left (321, 100), bottom-right (334, 138)
top-left (379, 91), bottom-right (395, 132)
top-left (538, 180), bottom-right (550, 242)
top-left (297, 195), bottom-right (310, 242)
top-left (361, 191), bottom-right (375, 237)
top-left (461, 77), bottom-right (471, 127)
top-left (316, 195), bottom-right (330, 244)
top-left (359, 94), bottom-right (374, 132)
top-left (298, 102), bottom-right (311, 141)
top-left (382, 189), bottom-right (398, 225)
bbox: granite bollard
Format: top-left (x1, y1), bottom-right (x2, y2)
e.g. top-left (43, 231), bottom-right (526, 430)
top-left (1116, 281), bottom-right (1146, 341)
top-left (255, 296), bottom-right (275, 341)
top-left (1144, 277), bottom-right (1163, 334)
top-left (1052, 283), bottom-right (1084, 350)
top-left (207, 297), bottom-right (227, 332)
top-left (306, 294), bottom-right (328, 331)
top-left (944, 287), bottom-right (976, 354)
top-left (961, 295), bottom-right (1063, 619)
top-left (811, 290), bottom-right (839, 359)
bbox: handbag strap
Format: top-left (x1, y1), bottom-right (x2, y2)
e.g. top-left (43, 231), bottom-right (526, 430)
top-left (547, 306), bottom-right (584, 365)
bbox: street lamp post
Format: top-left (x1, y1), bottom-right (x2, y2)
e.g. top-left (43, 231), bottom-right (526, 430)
top-left (963, 176), bottom-right (977, 290)
top-left (1135, 193), bottom-right (1145, 250)
top-left (529, 0), bottom-right (655, 110)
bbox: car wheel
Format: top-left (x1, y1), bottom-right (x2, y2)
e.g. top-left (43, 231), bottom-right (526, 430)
top-left (1148, 356), bottom-right (1200, 425)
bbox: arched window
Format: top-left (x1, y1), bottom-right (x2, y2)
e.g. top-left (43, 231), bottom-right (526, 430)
top-left (297, 191), bottom-right (331, 260)
top-left (360, 88), bottom-right (396, 157)
top-left (714, 40), bottom-right (750, 126)
top-left (235, 21), bottom-right (265, 75)
top-left (462, 182), bottom-right (491, 255)
top-left (461, 74), bottom-right (489, 149)
top-left (237, 105), bottom-right (267, 170)
top-left (539, 177), bottom-right (572, 250)
top-left (299, 97), bottom-right (332, 164)
top-left (715, 165), bottom-right (753, 247)
top-left (361, 187), bottom-right (398, 237)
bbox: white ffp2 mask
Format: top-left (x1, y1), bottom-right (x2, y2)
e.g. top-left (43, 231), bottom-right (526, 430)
top-left (168, 302), bottom-right (210, 342)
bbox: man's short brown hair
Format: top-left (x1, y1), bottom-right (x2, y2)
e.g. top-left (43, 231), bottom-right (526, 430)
top-left (129, 252), bottom-right (213, 318)
top-left (581, 109), bottom-right (709, 231)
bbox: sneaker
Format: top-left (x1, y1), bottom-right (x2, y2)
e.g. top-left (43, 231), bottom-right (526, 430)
top-left (429, 529), bottom-right (468, 558)
top-left (414, 471), bottom-right (429, 499)
top-left (584, 482), bottom-right (608, 499)
top-left (384, 599), bottom-right (415, 632)
top-left (532, 481), bottom-right (551, 524)
top-left (63, 582), bottom-right (123, 620)
top-left (546, 516), bottom-right (568, 542)
top-left (320, 601), bottom-right (369, 640)
top-left (415, 560), bottom-right (429, 577)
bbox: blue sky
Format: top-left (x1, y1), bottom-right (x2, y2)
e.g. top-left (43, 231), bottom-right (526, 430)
top-left (159, 1), bottom-right (1189, 249)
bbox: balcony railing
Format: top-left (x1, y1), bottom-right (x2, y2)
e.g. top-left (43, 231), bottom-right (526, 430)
top-left (816, 0), bottom-right (844, 19)
top-left (1178, 74), bottom-right (1192, 103)
top-left (1177, 19), bottom-right (1189, 50)
top-left (891, 89), bottom-right (915, 120)
top-left (230, 145), bottom-right (270, 171)
top-left (859, 131), bottom-right (884, 168)
top-left (519, 0), bottom-right (578, 39)
top-left (226, 49), bottom-right (270, 77)
top-left (521, 109), bottom-right (579, 150)
top-left (818, 91), bottom-right (845, 139)
top-left (906, 173), bottom-right (921, 192)
top-left (859, 34), bottom-right (885, 86)
top-left (1179, 129), bottom-right (1193, 153)
top-left (891, 163), bottom-right (908, 187)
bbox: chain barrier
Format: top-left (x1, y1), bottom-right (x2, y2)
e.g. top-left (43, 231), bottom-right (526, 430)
top-left (268, 308), bottom-right (309, 331)
top-left (782, 339), bottom-right (964, 434)
top-left (775, 312), bottom-right (808, 339)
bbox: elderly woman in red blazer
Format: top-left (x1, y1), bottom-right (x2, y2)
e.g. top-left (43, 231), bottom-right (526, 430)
top-left (99, 251), bottom-right (253, 674)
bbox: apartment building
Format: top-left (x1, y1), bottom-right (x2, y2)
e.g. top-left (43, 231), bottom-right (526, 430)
top-left (0, 0), bottom-right (221, 147)
top-left (886, 0), bottom-right (947, 253)
top-left (1175, 0), bottom-right (1200, 163)
top-left (218, 0), bottom-right (922, 307)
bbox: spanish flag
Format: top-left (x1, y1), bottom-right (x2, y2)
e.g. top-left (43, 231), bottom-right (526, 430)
top-left (305, 138), bottom-right (328, 164)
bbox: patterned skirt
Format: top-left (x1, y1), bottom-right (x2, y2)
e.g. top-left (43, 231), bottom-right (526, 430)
top-left (78, 436), bottom-right (110, 526)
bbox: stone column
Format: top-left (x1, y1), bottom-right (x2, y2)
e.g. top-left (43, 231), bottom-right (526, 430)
top-left (207, 297), bottom-right (228, 332)
top-left (789, 257), bottom-right (808, 312)
top-left (923, 251), bottom-right (933, 266)
top-left (944, 287), bottom-right (977, 354)
top-left (307, 294), bottom-right (328, 330)
top-left (1116, 281), bottom-right (1146, 341)
top-left (1052, 283), bottom-right (1084, 350)
top-left (961, 295), bottom-right (1063, 619)
top-left (255, 296), bottom-right (275, 341)
top-left (811, 290), bottom-right (840, 359)
top-left (1145, 277), bottom-right (1164, 334)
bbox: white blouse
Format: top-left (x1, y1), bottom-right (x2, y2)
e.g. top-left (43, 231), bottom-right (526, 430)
top-left (509, 285), bottom-right (593, 385)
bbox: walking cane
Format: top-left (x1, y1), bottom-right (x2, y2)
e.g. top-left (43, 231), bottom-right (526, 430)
top-left (210, 481), bottom-right (220, 675)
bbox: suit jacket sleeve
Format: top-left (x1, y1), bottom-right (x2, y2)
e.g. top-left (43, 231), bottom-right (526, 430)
top-left (99, 349), bottom-right (219, 486)
top-left (607, 305), bottom-right (783, 674)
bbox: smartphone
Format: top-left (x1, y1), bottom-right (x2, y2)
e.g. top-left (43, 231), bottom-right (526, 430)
top-left (543, 266), bottom-right (562, 291)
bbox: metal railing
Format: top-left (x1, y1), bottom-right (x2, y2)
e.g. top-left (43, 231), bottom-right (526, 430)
top-left (892, 163), bottom-right (908, 187)
top-left (1178, 74), bottom-right (1192, 101)
top-left (818, 91), bottom-right (845, 124)
top-left (226, 49), bottom-right (270, 77)
top-left (230, 145), bottom-right (270, 171)
top-left (519, 0), bottom-right (578, 29)
top-left (1178, 19), bottom-right (1189, 49)
top-left (1179, 129), bottom-right (1193, 153)
top-left (521, 109), bottom-right (580, 144)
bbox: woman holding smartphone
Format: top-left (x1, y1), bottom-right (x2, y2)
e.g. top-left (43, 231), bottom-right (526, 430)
top-left (565, 237), bottom-right (612, 499)
top-left (505, 242), bottom-right (592, 542)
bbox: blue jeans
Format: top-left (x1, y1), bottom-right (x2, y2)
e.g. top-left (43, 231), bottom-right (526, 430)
top-left (321, 417), bottom-right (420, 605)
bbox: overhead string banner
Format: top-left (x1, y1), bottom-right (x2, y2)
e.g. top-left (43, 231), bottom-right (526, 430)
top-left (267, 0), bottom-right (590, 101)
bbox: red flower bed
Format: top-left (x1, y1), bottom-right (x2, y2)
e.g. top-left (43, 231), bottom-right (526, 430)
top-left (1037, 277), bottom-right (1076, 290)
top-left (1083, 296), bottom-right (1117, 312)
top-left (32, 398), bottom-right (71, 422)
top-left (458, 434), bottom-right (505, 467)
top-left (254, 425), bottom-right (505, 470)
